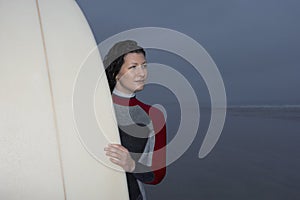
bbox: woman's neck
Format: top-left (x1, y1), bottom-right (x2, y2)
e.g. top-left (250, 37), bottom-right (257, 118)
top-left (113, 88), bottom-right (135, 98)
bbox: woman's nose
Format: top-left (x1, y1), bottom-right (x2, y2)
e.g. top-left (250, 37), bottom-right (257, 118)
top-left (137, 66), bottom-right (146, 77)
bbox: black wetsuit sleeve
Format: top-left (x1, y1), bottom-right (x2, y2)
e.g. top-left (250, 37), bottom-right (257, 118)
top-left (130, 162), bottom-right (154, 183)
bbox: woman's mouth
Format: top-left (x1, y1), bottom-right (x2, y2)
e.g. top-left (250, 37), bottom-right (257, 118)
top-left (135, 80), bottom-right (145, 83)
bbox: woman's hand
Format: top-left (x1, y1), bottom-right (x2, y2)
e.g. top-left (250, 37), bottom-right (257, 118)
top-left (104, 144), bottom-right (135, 172)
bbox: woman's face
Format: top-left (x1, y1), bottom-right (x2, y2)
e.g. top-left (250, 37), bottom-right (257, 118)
top-left (115, 52), bottom-right (147, 94)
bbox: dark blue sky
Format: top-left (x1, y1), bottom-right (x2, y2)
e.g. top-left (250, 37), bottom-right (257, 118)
top-left (76, 0), bottom-right (300, 105)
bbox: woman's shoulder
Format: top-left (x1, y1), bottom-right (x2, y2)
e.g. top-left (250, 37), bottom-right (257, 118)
top-left (135, 98), bottom-right (166, 121)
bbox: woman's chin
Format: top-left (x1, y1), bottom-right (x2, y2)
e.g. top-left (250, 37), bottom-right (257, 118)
top-left (134, 85), bottom-right (144, 92)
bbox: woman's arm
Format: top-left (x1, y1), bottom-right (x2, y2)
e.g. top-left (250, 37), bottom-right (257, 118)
top-left (146, 107), bottom-right (167, 185)
top-left (105, 106), bottom-right (167, 185)
top-left (104, 144), bottom-right (135, 172)
top-left (104, 144), bottom-right (154, 182)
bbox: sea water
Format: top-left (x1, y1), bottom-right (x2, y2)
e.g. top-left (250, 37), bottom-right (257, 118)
top-left (146, 105), bottom-right (300, 200)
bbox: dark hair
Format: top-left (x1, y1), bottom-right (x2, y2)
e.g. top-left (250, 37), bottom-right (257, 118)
top-left (104, 40), bottom-right (146, 93)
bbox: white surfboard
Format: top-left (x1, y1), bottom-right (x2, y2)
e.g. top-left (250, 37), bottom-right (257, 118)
top-left (0, 0), bottom-right (129, 199)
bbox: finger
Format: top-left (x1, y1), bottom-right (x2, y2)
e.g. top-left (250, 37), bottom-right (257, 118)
top-left (109, 157), bottom-right (122, 166)
top-left (109, 157), bottom-right (128, 169)
top-left (105, 146), bottom-right (124, 154)
top-left (105, 151), bottom-right (121, 160)
top-left (109, 144), bottom-right (129, 152)
top-left (109, 144), bottom-right (127, 152)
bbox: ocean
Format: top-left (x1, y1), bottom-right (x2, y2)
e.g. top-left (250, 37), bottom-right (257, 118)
top-left (145, 106), bottom-right (300, 200)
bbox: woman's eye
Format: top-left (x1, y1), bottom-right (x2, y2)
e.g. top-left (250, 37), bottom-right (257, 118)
top-left (129, 65), bottom-right (136, 69)
top-left (142, 64), bottom-right (147, 68)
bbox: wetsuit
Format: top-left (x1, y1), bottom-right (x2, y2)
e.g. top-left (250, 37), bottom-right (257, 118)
top-left (112, 90), bottom-right (166, 200)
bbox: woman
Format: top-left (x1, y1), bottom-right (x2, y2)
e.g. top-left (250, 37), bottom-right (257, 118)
top-left (104, 40), bottom-right (166, 200)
